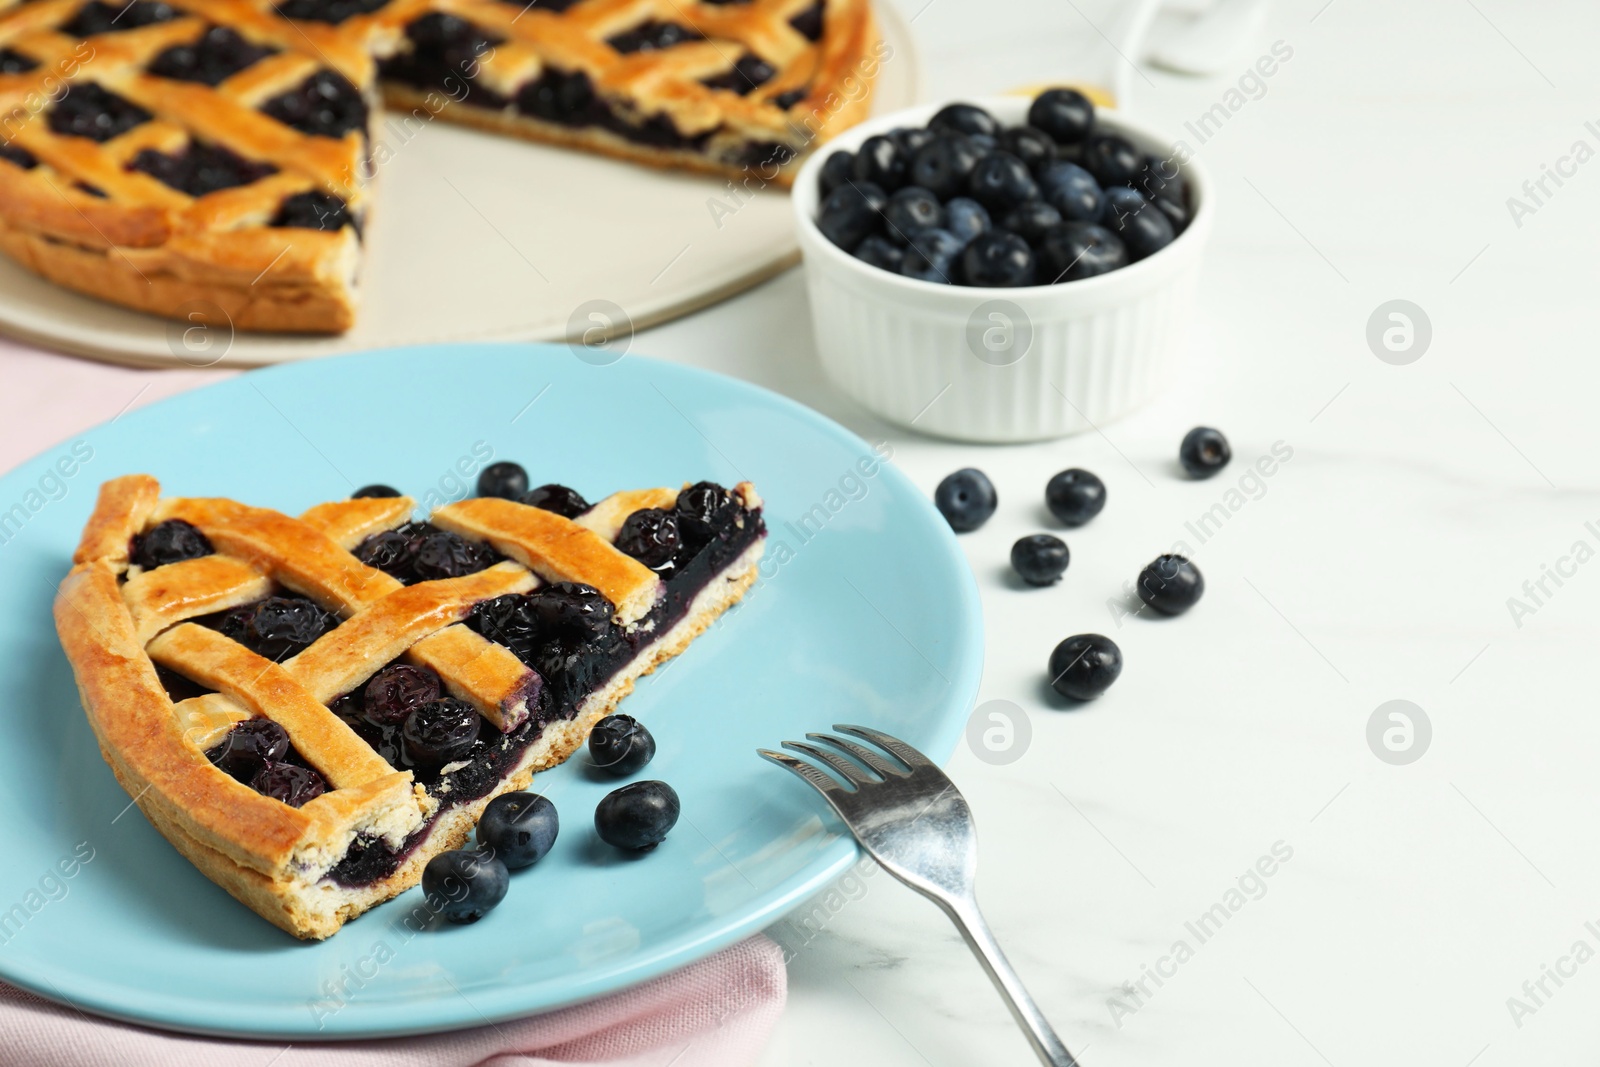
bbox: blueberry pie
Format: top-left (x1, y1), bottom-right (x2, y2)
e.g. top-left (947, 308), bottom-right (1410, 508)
top-left (0, 0), bottom-right (880, 332)
top-left (55, 473), bottom-right (765, 938)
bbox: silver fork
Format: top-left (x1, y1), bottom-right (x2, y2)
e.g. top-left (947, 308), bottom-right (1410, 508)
top-left (759, 725), bottom-right (1079, 1067)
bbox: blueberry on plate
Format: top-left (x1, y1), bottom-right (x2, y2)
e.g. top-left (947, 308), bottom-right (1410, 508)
top-left (588, 713), bottom-right (656, 776)
top-left (1011, 534), bottom-right (1069, 586)
top-left (595, 780), bottom-right (680, 851)
top-left (933, 468), bottom-right (997, 532)
top-left (1036, 222), bottom-right (1128, 283)
top-left (1081, 132), bottom-right (1142, 187)
top-left (883, 185), bottom-right (942, 242)
top-left (899, 228), bottom-right (965, 283)
top-left (817, 180), bottom-right (886, 250)
top-left (852, 134), bottom-right (907, 192)
top-left (929, 102), bottom-right (999, 138)
top-left (998, 125), bottom-right (1056, 173)
top-left (1136, 554), bottom-right (1204, 615)
top-left (1179, 426), bottom-right (1231, 478)
top-left (999, 200), bottom-right (1062, 245)
top-left (967, 152), bottom-right (1039, 213)
top-left (476, 461), bottom-right (528, 500)
top-left (961, 230), bottom-right (1035, 287)
top-left (1099, 186), bottom-right (1174, 260)
top-left (819, 149), bottom-right (855, 195)
top-left (1028, 87), bottom-right (1095, 145)
top-left (402, 698), bottom-right (481, 768)
top-left (352, 484), bottom-right (401, 499)
top-left (854, 234), bottom-right (904, 272)
top-left (1048, 634), bottom-right (1122, 701)
top-left (133, 518), bottom-right (212, 569)
top-left (477, 792), bottom-right (559, 869)
top-left (941, 196), bottom-right (990, 243)
top-left (1045, 468), bottom-right (1106, 527)
top-left (909, 135), bottom-right (983, 200)
top-left (422, 848), bottom-right (509, 923)
top-left (521, 482), bottom-right (589, 518)
top-left (1037, 161), bottom-right (1103, 222)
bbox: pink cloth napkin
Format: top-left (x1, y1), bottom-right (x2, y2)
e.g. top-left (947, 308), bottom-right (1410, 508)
top-left (0, 935), bottom-right (786, 1067)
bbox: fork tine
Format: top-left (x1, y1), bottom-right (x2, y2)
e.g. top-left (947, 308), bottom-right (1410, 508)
top-left (757, 748), bottom-right (850, 795)
top-left (832, 724), bottom-right (939, 771)
top-left (807, 732), bottom-right (911, 777)
top-left (781, 740), bottom-right (881, 787)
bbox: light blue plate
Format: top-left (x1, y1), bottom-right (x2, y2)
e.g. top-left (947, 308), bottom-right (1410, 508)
top-left (0, 345), bottom-right (982, 1038)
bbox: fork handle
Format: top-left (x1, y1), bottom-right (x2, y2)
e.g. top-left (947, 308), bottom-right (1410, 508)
top-left (942, 898), bottom-right (1079, 1067)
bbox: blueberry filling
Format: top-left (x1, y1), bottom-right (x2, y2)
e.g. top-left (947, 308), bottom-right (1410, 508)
top-left (128, 142), bottom-right (277, 196)
top-left (60, 0), bottom-right (179, 37)
top-left (605, 20), bottom-right (703, 54)
top-left (325, 486), bottom-right (765, 888)
top-left (205, 719), bottom-right (328, 807)
top-left (378, 14), bottom-right (505, 106)
top-left (0, 47), bottom-right (39, 74)
top-left (496, 0), bottom-right (581, 9)
top-left (353, 522), bottom-right (503, 584)
top-left (271, 189), bottom-right (356, 234)
top-left (131, 518), bottom-right (213, 569)
top-left (147, 26), bottom-right (276, 85)
top-left (208, 594), bottom-right (341, 661)
top-left (76, 181), bottom-right (107, 198)
top-left (513, 66), bottom-right (595, 126)
top-left (260, 70), bottom-right (368, 139)
top-left (788, 0), bottom-right (825, 41)
top-left (155, 663), bottom-right (213, 702)
top-left (771, 87), bottom-right (807, 110)
top-left (273, 0), bottom-right (390, 25)
top-left (701, 54), bottom-right (775, 95)
top-left (0, 143), bottom-right (38, 170)
top-left (49, 83), bottom-right (151, 142)
top-left (520, 483), bottom-right (589, 518)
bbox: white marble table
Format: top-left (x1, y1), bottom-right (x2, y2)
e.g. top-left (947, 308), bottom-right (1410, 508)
top-left (5, 0), bottom-right (1600, 1063)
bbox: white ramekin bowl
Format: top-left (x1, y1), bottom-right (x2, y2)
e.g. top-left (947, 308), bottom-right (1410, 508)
top-left (793, 97), bottom-right (1212, 443)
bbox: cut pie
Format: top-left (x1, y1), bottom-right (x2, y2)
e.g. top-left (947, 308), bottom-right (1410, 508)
top-left (54, 472), bottom-right (766, 938)
top-left (0, 0), bottom-right (881, 332)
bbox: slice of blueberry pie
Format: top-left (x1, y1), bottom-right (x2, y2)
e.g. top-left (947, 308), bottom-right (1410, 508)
top-left (55, 472), bottom-right (765, 938)
top-left (0, 0), bottom-right (879, 332)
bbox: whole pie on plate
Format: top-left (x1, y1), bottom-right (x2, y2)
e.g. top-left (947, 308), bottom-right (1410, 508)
top-left (0, 0), bottom-right (881, 332)
top-left (54, 472), bottom-right (766, 938)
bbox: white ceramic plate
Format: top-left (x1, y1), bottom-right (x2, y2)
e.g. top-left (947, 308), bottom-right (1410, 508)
top-left (0, 6), bottom-right (918, 369)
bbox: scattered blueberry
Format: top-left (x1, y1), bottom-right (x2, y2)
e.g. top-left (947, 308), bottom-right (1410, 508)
top-left (941, 197), bottom-right (990, 242)
top-left (909, 135), bottom-right (983, 200)
top-left (1036, 222), bottom-right (1128, 282)
top-left (477, 461), bottom-right (528, 500)
top-left (352, 484), bottom-right (400, 498)
top-left (817, 180), bottom-right (886, 250)
top-left (998, 125), bottom-right (1056, 173)
top-left (818, 149), bottom-right (855, 196)
top-left (595, 780), bottom-right (680, 851)
top-left (402, 698), bottom-right (481, 768)
top-left (251, 762), bottom-right (327, 806)
top-left (1028, 88), bottom-right (1095, 145)
top-left (363, 664), bottom-right (442, 726)
top-left (961, 230), bottom-right (1035, 287)
top-left (133, 519), bottom-right (212, 569)
top-left (1037, 161), bottom-right (1103, 222)
top-left (900, 228), bottom-right (964, 283)
top-left (999, 200), bottom-right (1062, 245)
top-left (589, 714), bottom-right (657, 777)
top-left (934, 468), bottom-right (997, 532)
top-left (521, 483), bottom-right (589, 518)
top-left (967, 152), bottom-right (1039, 213)
top-left (1178, 426), bottom-right (1231, 478)
top-left (1011, 534), bottom-right (1070, 586)
top-left (1136, 554), bottom-right (1204, 615)
top-left (477, 792), bottom-right (558, 869)
top-left (883, 185), bottom-right (942, 242)
top-left (929, 102), bottom-right (1000, 138)
top-left (1081, 133), bottom-right (1142, 188)
top-left (422, 848), bottom-right (509, 923)
top-left (1048, 634), bottom-right (1123, 701)
top-left (1099, 186), bottom-right (1174, 260)
top-left (854, 234), bottom-right (904, 272)
top-left (852, 135), bottom-right (907, 192)
top-left (1044, 469), bottom-right (1106, 527)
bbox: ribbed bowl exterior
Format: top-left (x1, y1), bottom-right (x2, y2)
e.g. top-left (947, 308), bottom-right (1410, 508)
top-left (794, 98), bottom-right (1212, 443)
